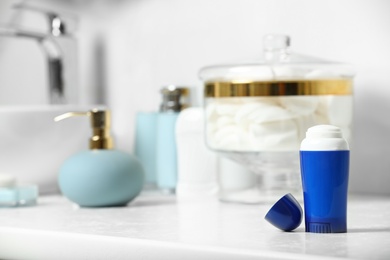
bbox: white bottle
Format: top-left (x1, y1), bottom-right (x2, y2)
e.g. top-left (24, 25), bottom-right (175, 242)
top-left (175, 107), bottom-right (218, 200)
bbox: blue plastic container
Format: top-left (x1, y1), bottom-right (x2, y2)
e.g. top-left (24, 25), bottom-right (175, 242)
top-left (300, 125), bottom-right (350, 233)
top-left (300, 151), bottom-right (349, 233)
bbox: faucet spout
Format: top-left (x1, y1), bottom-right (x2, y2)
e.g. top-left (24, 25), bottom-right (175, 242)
top-left (0, 27), bottom-right (65, 104)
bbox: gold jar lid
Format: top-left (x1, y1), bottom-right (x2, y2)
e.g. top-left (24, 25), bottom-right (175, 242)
top-left (200, 35), bottom-right (355, 98)
top-left (205, 79), bottom-right (353, 97)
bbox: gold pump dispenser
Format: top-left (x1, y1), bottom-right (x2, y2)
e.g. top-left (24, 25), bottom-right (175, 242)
top-left (54, 109), bottom-right (113, 149)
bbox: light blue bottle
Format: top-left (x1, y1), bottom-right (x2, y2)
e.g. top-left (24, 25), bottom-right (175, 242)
top-left (134, 112), bottom-right (158, 187)
top-left (156, 86), bottom-right (189, 193)
top-left (156, 112), bottom-right (179, 191)
top-left (55, 109), bottom-right (144, 207)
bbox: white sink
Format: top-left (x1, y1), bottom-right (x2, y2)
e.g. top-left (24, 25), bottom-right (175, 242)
top-left (0, 105), bottom-right (94, 194)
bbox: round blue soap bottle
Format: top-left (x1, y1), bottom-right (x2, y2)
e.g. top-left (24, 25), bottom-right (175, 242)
top-left (55, 109), bottom-right (144, 207)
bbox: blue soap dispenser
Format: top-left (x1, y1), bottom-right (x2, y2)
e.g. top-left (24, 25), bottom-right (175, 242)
top-left (55, 109), bottom-right (144, 207)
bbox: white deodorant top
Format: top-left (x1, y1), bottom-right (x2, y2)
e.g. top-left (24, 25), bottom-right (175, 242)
top-left (300, 125), bottom-right (349, 151)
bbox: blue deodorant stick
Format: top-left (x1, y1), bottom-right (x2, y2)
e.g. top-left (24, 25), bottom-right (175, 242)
top-left (300, 125), bottom-right (350, 233)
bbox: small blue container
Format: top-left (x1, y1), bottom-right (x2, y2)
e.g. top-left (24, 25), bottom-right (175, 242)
top-left (156, 112), bottom-right (179, 192)
top-left (300, 125), bottom-right (350, 233)
top-left (135, 112), bottom-right (158, 185)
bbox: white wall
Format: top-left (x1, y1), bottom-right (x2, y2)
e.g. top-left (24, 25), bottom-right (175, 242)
top-left (0, 0), bottom-right (46, 104)
top-left (1, 0), bottom-right (389, 195)
top-left (98, 0), bottom-right (390, 195)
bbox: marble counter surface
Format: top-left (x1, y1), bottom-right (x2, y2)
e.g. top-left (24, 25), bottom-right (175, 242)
top-left (0, 193), bottom-right (389, 260)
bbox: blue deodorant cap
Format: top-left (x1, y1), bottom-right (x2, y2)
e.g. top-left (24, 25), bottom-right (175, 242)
top-left (265, 193), bottom-right (302, 231)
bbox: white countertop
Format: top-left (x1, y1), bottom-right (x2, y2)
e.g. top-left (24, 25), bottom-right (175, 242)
top-left (0, 193), bottom-right (389, 260)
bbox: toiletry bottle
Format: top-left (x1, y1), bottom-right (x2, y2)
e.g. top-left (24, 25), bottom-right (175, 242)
top-left (156, 86), bottom-right (189, 193)
top-left (55, 109), bottom-right (144, 207)
top-left (300, 125), bottom-right (349, 233)
top-left (175, 107), bottom-right (218, 201)
top-left (134, 112), bottom-right (158, 188)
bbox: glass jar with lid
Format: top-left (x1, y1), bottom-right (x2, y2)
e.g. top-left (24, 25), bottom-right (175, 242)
top-left (199, 34), bottom-right (354, 203)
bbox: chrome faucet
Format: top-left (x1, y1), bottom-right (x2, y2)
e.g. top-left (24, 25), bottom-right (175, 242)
top-left (0, 4), bottom-right (74, 104)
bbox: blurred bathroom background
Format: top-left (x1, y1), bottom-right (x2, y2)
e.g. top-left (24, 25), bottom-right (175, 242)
top-left (0, 0), bottom-right (389, 195)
